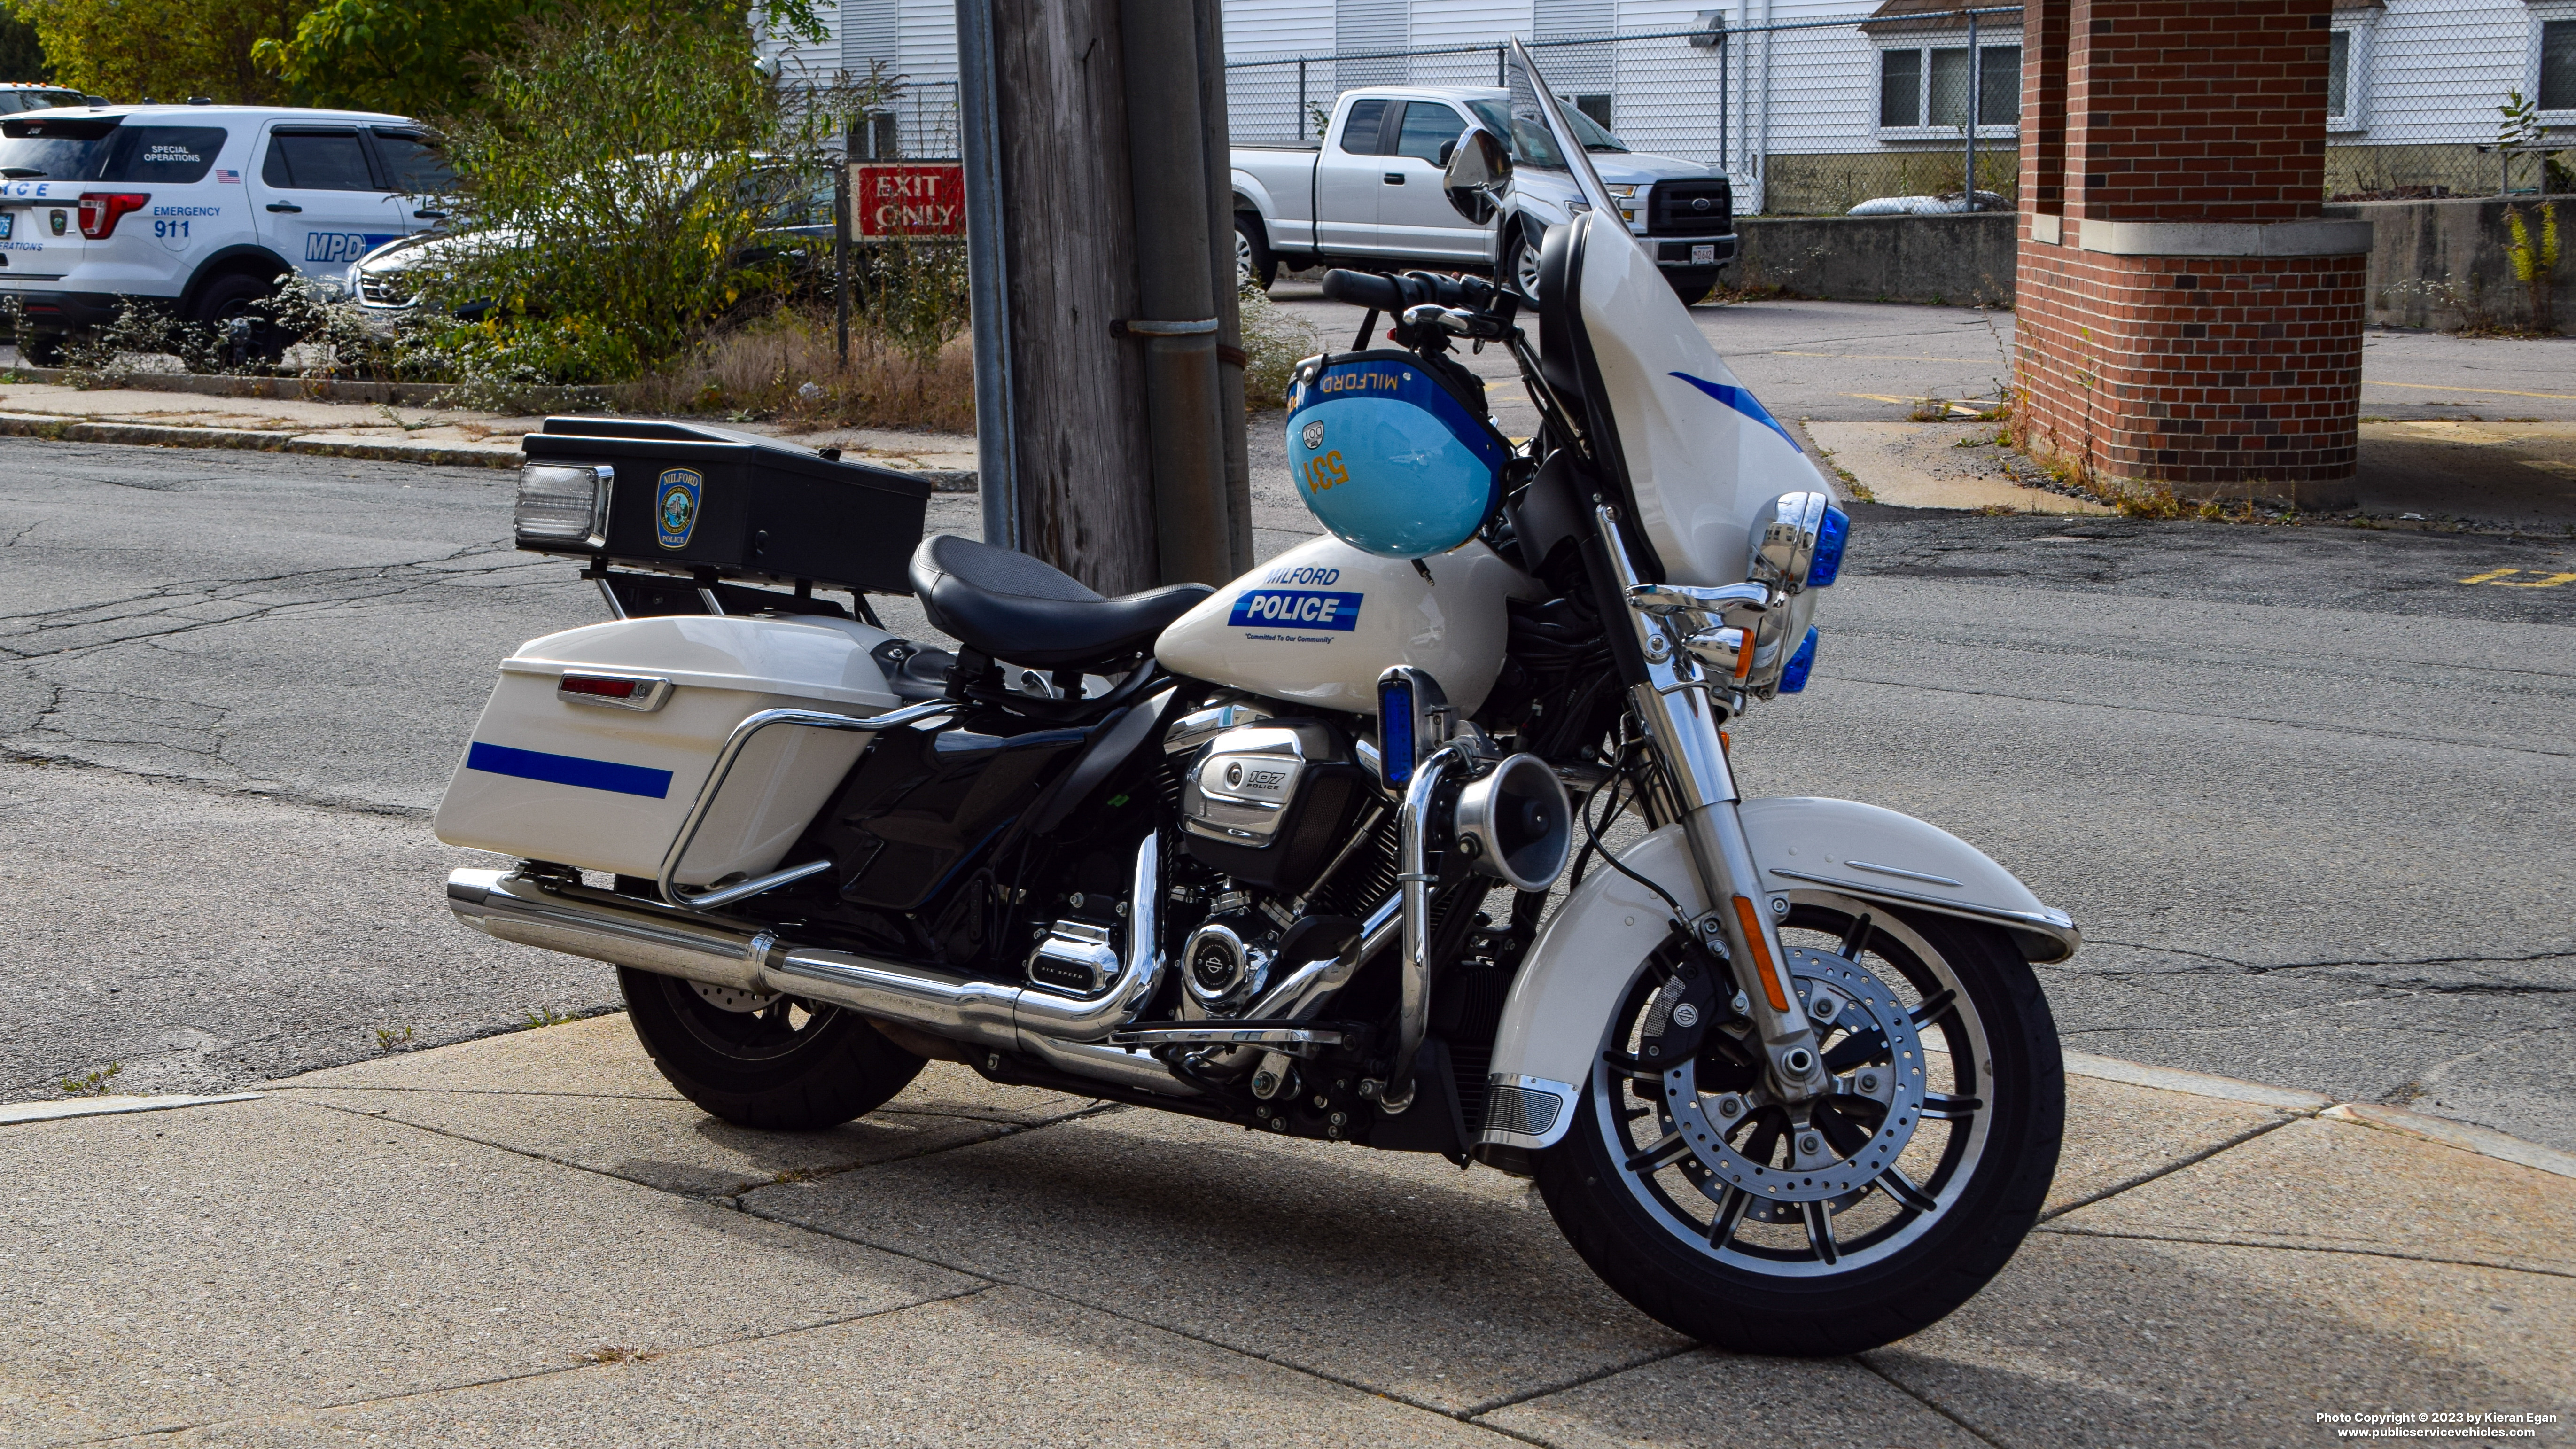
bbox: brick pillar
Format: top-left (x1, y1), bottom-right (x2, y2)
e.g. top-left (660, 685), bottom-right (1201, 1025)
top-left (2012, 0), bottom-right (2373, 507)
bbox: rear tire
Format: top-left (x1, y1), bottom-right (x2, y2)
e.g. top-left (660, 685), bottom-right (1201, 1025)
top-left (18, 330), bottom-right (66, 366)
top-left (620, 966), bottom-right (926, 1130)
top-left (1236, 213), bottom-right (1279, 291)
top-left (1533, 903), bottom-right (2062, 1355)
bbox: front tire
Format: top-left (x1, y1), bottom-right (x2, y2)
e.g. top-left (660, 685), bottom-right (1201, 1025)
top-left (620, 966), bottom-right (926, 1130)
top-left (1534, 902), bottom-right (2062, 1355)
top-left (1235, 213), bottom-right (1278, 292)
top-left (1502, 226), bottom-right (1543, 301)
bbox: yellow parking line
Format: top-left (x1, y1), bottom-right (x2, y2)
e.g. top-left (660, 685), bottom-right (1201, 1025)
top-left (1777, 351), bottom-right (1994, 364)
top-left (2461, 568), bottom-right (2576, 587)
top-left (2363, 381), bottom-right (2576, 402)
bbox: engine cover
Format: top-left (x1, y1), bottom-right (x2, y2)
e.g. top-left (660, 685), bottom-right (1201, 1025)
top-left (1180, 721), bottom-right (1334, 847)
top-left (1175, 720), bottom-right (1373, 892)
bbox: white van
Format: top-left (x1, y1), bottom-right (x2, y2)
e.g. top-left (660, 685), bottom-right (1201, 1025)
top-left (0, 103), bottom-right (451, 362)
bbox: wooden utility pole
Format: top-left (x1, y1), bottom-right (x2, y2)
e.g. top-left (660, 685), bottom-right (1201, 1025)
top-left (957, 0), bottom-right (1249, 594)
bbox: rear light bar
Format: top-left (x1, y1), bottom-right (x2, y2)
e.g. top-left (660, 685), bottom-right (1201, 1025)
top-left (556, 673), bottom-right (672, 712)
top-left (77, 192), bottom-right (149, 240)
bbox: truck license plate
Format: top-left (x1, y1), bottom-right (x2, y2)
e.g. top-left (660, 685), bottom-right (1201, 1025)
top-left (1691, 244), bottom-right (1714, 265)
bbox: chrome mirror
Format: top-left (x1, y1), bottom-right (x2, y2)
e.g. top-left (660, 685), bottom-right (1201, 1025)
top-left (1442, 127), bottom-right (1512, 223)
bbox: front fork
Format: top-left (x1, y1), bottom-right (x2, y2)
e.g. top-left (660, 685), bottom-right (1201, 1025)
top-left (1595, 508), bottom-right (1832, 1104)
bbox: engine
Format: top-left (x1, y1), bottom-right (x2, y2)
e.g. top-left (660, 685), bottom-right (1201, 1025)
top-left (1161, 704), bottom-right (1392, 1024)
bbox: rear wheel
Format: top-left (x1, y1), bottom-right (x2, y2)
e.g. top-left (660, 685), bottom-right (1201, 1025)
top-left (18, 330), bottom-right (66, 366)
top-left (1534, 899), bottom-right (2062, 1355)
top-left (620, 966), bottom-right (926, 1130)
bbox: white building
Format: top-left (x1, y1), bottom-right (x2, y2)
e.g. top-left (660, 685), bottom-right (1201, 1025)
top-left (764, 0), bottom-right (2576, 210)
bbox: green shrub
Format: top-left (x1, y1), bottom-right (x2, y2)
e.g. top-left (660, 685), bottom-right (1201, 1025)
top-left (400, 11), bottom-right (876, 387)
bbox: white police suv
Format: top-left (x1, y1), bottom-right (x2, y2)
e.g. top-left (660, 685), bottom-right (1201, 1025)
top-left (0, 103), bottom-right (451, 362)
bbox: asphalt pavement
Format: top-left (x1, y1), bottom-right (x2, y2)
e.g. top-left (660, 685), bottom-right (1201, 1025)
top-left (4, 432), bottom-right (2571, 1157)
top-left (1262, 277), bottom-right (2576, 430)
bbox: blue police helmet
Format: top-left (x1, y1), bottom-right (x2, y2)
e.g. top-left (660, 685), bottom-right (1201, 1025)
top-left (1284, 351), bottom-right (1508, 559)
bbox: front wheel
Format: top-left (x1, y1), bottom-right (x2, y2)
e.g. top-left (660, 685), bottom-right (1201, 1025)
top-left (620, 966), bottom-right (926, 1130)
top-left (1534, 900), bottom-right (2062, 1355)
top-left (1501, 226), bottom-right (1543, 301)
top-left (1235, 213), bottom-right (1278, 292)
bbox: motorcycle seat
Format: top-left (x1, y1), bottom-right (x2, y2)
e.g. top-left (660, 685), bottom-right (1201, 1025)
top-left (908, 534), bottom-right (1212, 670)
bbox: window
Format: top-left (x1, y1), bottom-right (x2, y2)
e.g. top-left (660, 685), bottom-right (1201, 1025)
top-left (1338, 97), bottom-right (1390, 154)
top-left (0, 89), bottom-right (85, 115)
top-left (2543, 19), bottom-right (2576, 112)
top-left (1393, 101), bottom-right (1469, 164)
top-left (370, 130), bottom-right (455, 195)
top-left (0, 118), bottom-right (225, 182)
top-left (1878, 42), bottom-right (2019, 135)
top-left (263, 129), bottom-right (374, 190)
top-left (2327, 31), bottom-right (2350, 120)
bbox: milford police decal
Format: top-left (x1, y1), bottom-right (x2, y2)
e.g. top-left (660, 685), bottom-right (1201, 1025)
top-left (1229, 587), bottom-right (1363, 633)
top-left (655, 468), bottom-right (703, 550)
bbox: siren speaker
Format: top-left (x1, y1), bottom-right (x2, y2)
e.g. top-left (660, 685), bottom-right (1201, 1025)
top-left (1453, 753), bottom-right (1573, 892)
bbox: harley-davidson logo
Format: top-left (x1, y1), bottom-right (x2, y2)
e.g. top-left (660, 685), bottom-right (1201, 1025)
top-left (655, 468), bottom-right (702, 550)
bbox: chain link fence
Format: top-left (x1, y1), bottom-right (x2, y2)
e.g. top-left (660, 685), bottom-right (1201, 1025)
top-left (1224, 4), bottom-right (2576, 216)
top-left (2324, 6), bottom-right (2575, 200)
top-left (1224, 10), bottom-right (2026, 217)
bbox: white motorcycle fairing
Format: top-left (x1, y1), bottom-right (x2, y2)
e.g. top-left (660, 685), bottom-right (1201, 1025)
top-left (1476, 797), bottom-right (2079, 1154)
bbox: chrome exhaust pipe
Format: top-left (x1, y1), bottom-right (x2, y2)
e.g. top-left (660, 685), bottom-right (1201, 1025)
top-left (446, 834), bottom-right (1176, 1068)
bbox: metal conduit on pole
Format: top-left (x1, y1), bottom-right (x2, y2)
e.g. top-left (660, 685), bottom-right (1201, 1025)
top-left (956, 0), bottom-right (1020, 553)
top-left (1195, 0), bottom-right (1255, 576)
top-left (1121, 0), bottom-right (1238, 586)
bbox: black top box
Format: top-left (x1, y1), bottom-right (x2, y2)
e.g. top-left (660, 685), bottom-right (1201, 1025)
top-left (518, 416), bottom-right (932, 596)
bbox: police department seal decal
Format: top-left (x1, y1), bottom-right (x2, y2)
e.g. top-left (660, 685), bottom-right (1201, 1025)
top-left (655, 468), bottom-right (703, 550)
top-left (1300, 420), bottom-right (1326, 451)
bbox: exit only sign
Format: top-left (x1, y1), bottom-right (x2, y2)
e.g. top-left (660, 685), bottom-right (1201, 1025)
top-left (851, 163), bottom-right (965, 239)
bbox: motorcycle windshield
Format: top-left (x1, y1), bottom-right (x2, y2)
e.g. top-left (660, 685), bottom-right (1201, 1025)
top-left (1504, 42), bottom-right (1831, 588)
top-left (1501, 41), bottom-right (1629, 241)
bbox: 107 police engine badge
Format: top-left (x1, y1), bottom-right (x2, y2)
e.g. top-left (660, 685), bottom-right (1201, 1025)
top-left (655, 468), bottom-right (702, 550)
top-left (1301, 420), bottom-right (1326, 450)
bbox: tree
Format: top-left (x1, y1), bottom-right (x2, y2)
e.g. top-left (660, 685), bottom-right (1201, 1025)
top-left (256, 0), bottom-right (823, 119)
top-left (5, 0), bottom-right (311, 104)
top-left (406, 8), bottom-right (851, 384)
top-left (1, 10), bottom-right (50, 79)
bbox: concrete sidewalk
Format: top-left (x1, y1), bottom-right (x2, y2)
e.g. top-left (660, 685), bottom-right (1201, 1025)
top-left (0, 378), bottom-right (980, 487)
top-left (3, 1017), bottom-right (2568, 1447)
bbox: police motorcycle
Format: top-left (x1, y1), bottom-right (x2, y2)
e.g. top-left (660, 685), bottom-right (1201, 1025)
top-left (434, 43), bottom-right (2071, 1354)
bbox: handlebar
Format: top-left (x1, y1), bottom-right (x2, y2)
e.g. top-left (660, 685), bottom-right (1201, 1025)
top-left (1320, 268), bottom-right (1499, 313)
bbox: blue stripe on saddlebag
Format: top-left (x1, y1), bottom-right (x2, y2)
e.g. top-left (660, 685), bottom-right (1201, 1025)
top-left (465, 741), bottom-right (674, 799)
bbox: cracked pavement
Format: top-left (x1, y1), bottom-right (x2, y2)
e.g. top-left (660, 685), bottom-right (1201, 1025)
top-left (0, 438), bottom-right (972, 1104)
top-left (2, 435), bottom-right (2572, 1159)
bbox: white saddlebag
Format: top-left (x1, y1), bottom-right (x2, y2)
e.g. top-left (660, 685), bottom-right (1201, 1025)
top-left (434, 614), bottom-right (904, 885)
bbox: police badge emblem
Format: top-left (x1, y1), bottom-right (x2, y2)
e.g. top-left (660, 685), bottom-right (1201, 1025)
top-left (1300, 420), bottom-right (1326, 451)
top-left (655, 468), bottom-right (702, 550)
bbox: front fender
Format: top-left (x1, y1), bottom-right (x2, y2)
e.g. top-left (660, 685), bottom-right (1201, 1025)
top-left (1476, 797), bottom-right (2078, 1155)
top-left (1230, 169), bottom-right (1277, 222)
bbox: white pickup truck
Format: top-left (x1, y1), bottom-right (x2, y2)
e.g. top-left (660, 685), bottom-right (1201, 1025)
top-left (1231, 86), bottom-right (1738, 304)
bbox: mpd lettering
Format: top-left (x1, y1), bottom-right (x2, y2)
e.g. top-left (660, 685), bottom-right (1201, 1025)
top-left (1228, 589), bottom-right (1363, 632)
